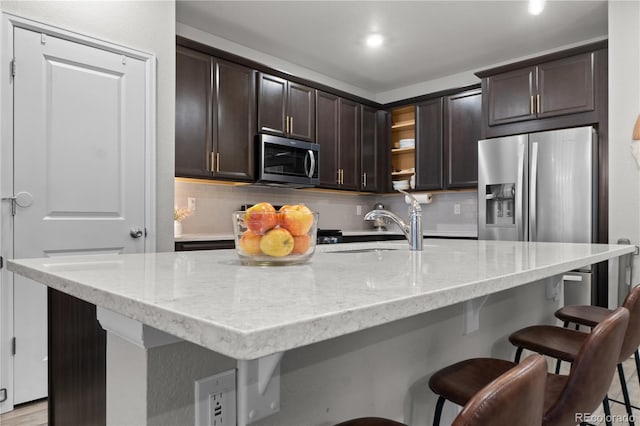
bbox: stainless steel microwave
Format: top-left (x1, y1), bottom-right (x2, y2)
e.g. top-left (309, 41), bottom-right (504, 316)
top-left (257, 134), bottom-right (319, 187)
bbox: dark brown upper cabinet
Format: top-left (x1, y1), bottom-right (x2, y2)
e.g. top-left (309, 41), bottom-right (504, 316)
top-left (444, 89), bottom-right (482, 189)
top-left (486, 52), bottom-right (594, 126)
top-left (316, 91), bottom-right (360, 190)
top-left (258, 73), bottom-right (315, 142)
top-left (360, 106), bottom-right (379, 192)
top-left (176, 46), bottom-right (256, 181)
top-left (415, 98), bottom-right (443, 191)
top-left (176, 46), bottom-right (213, 179)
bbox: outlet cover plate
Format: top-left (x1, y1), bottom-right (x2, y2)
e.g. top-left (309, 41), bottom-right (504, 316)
top-left (195, 369), bottom-right (236, 426)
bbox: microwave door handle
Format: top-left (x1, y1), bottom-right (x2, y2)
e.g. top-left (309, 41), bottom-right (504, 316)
top-left (306, 150), bottom-right (316, 178)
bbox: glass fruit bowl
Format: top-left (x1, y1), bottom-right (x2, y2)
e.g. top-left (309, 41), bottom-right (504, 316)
top-left (232, 203), bottom-right (318, 266)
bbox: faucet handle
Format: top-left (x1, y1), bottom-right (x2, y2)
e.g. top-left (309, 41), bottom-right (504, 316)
top-left (396, 189), bottom-right (422, 212)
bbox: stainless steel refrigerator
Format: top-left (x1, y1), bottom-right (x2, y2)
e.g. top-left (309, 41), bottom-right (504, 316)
top-left (478, 126), bottom-right (597, 303)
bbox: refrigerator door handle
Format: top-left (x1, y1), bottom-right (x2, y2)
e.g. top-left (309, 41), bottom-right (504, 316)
top-left (516, 143), bottom-right (525, 241)
top-left (530, 142), bottom-right (539, 241)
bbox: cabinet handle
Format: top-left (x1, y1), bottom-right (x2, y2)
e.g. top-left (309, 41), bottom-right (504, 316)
top-left (290, 116), bottom-right (293, 133)
top-left (340, 169), bottom-right (344, 185)
top-left (530, 96), bottom-right (534, 115)
top-left (536, 94), bottom-right (541, 114)
top-left (337, 169), bottom-right (340, 184)
top-left (286, 116), bottom-right (290, 133)
top-left (209, 152), bottom-right (215, 173)
top-left (362, 172), bottom-right (367, 187)
top-left (216, 153), bottom-right (220, 173)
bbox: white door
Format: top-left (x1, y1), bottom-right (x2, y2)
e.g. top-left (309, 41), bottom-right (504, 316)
top-left (11, 27), bottom-right (147, 404)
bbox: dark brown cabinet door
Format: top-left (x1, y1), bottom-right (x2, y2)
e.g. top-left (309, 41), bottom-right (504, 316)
top-left (415, 98), bottom-right (443, 190)
top-left (537, 53), bottom-right (594, 118)
top-left (257, 73), bottom-right (287, 136)
top-left (445, 89), bottom-right (482, 189)
top-left (258, 74), bottom-right (316, 142)
top-left (316, 90), bottom-right (339, 188)
top-left (360, 105), bottom-right (378, 192)
top-left (288, 82), bottom-right (315, 142)
top-left (487, 67), bottom-right (536, 126)
top-left (175, 46), bottom-right (213, 178)
top-left (339, 98), bottom-right (360, 190)
top-left (213, 59), bottom-right (256, 180)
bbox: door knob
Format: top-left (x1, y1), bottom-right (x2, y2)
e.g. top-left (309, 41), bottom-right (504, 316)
top-left (130, 228), bottom-right (144, 238)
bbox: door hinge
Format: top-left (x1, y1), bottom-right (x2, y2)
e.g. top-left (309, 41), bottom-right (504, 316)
top-left (11, 337), bottom-right (15, 356)
top-left (10, 58), bottom-right (15, 78)
top-left (0, 388), bottom-right (7, 403)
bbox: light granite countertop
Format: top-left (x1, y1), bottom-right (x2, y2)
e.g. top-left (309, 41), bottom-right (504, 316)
top-left (7, 240), bottom-right (633, 360)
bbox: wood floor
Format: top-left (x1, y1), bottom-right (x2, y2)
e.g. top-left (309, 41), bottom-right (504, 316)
top-left (1, 357), bottom-right (639, 425)
top-left (0, 399), bottom-right (47, 426)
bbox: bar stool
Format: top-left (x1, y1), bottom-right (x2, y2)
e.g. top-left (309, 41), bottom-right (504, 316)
top-left (334, 354), bottom-right (547, 426)
top-left (510, 285), bottom-right (640, 424)
top-left (556, 284), bottom-right (640, 384)
top-left (429, 307), bottom-right (629, 426)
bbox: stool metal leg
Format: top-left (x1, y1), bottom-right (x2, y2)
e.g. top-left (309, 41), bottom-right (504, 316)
top-left (635, 350), bottom-right (640, 389)
top-left (514, 346), bottom-right (524, 363)
top-left (433, 396), bottom-right (445, 426)
top-left (603, 395), bottom-right (613, 426)
top-left (618, 364), bottom-right (635, 426)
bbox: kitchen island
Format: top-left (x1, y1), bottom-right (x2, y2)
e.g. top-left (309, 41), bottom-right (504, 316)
top-left (8, 239), bottom-right (634, 425)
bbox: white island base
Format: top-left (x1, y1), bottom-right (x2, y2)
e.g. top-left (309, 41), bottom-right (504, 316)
top-left (7, 240), bottom-right (634, 425)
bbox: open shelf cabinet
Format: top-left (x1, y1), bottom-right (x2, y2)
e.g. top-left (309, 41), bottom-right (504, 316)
top-left (390, 105), bottom-right (415, 189)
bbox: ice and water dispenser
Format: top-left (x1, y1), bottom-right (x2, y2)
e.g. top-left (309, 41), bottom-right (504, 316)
top-left (484, 183), bottom-right (515, 226)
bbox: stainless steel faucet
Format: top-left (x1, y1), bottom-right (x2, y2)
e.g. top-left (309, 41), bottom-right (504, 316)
top-left (364, 189), bottom-right (423, 251)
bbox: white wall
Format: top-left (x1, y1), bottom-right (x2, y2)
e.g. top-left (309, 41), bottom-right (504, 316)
top-left (608, 1), bottom-right (640, 306)
top-left (0, 0), bottom-right (176, 253)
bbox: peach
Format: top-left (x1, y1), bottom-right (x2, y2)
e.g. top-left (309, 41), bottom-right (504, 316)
top-left (259, 228), bottom-right (294, 257)
top-left (238, 230), bottom-right (262, 255)
top-left (244, 202), bottom-right (278, 234)
top-left (291, 234), bottom-right (311, 254)
top-left (278, 204), bottom-right (314, 236)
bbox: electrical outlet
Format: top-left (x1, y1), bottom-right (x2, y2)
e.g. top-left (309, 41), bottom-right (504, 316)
top-left (454, 204), bottom-right (461, 215)
top-left (188, 197), bottom-right (197, 212)
top-left (195, 369), bottom-right (236, 426)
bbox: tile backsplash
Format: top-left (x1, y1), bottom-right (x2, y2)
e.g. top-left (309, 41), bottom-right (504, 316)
top-left (174, 180), bottom-right (478, 236)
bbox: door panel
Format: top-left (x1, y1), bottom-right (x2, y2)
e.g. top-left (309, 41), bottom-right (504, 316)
top-left (316, 91), bottom-right (339, 188)
top-left (487, 67), bottom-right (536, 126)
top-left (415, 98), bottom-right (443, 190)
top-left (360, 106), bottom-right (377, 192)
top-left (477, 135), bottom-right (528, 241)
top-left (214, 59), bottom-right (255, 180)
top-left (12, 27), bottom-right (146, 408)
top-left (338, 98), bottom-right (360, 190)
top-left (257, 73), bottom-right (286, 136)
top-left (529, 127), bottom-right (594, 243)
top-left (175, 46), bottom-right (213, 178)
top-left (537, 53), bottom-right (595, 118)
top-left (287, 83), bottom-right (315, 142)
top-left (445, 89), bottom-right (482, 188)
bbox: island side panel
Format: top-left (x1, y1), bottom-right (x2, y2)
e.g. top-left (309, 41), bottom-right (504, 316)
top-left (103, 278), bottom-right (560, 425)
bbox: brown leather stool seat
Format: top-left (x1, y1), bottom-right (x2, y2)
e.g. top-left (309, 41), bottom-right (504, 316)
top-left (335, 354), bottom-right (548, 426)
top-left (510, 285), bottom-right (640, 425)
top-left (429, 308), bottom-right (629, 426)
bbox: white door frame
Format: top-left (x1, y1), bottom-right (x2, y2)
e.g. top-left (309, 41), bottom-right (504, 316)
top-left (0, 13), bottom-right (157, 413)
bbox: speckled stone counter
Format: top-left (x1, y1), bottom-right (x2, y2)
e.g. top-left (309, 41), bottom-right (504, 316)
top-left (7, 239), bottom-right (633, 360)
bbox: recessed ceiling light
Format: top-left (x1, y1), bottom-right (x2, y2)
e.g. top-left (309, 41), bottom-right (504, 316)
top-left (366, 34), bottom-right (384, 48)
top-left (528, 0), bottom-right (545, 15)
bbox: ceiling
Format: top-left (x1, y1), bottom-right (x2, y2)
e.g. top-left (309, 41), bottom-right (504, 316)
top-left (176, 1), bottom-right (608, 94)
